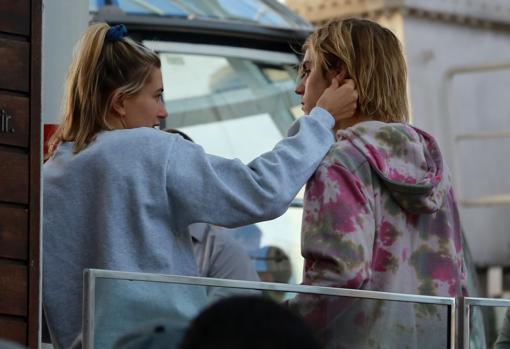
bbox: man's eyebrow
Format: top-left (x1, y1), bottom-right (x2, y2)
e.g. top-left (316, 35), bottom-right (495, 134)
top-left (298, 60), bottom-right (311, 77)
top-left (300, 60), bottom-right (311, 69)
top-left (155, 88), bottom-right (164, 93)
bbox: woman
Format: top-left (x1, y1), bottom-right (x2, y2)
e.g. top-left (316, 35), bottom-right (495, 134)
top-left (42, 23), bottom-right (357, 348)
top-left (289, 18), bottom-right (467, 348)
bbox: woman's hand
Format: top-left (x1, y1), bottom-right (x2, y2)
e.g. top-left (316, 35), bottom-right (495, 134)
top-left (316, 77), bottom-right (358, 123)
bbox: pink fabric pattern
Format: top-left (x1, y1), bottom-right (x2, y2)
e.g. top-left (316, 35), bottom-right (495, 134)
top-left (289, 121), bottom-right (467, 348)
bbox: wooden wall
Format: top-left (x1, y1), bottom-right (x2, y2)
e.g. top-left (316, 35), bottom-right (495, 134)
top-left (0, 0), bottom-right (42, 347)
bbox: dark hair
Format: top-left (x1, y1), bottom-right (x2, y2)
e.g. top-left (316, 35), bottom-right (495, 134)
top-left (179, 296), bottom-right (322, 349)
top-left (164, 128), bottom-right (194, 142)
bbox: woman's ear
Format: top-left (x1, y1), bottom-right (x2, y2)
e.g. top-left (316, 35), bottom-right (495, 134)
top-left (110, 90), bottom-right (126, 117)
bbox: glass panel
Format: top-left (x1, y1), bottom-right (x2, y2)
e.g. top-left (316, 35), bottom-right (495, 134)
top-left (117, 0), bottom-right (188, 16)
top-left (215, 0), bottom-right (292, 27)
top-left (91, 278), bottom-right (208, 348)
top-left (160, 51), bottom-right (300, 163)
top-left (87, 276), bottom-right (452, 349)
top-left (89, 0), bottom-right (313, 30)
top-left (173, 0), bottom-right (312, 29)
top-left (286, 296), bottom-right (449, 349)
top-left (470, 305), bottom-right (510, 348)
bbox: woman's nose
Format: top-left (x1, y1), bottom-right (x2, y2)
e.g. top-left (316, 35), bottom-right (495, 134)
top-left (159, 107), bottom-right (168, 119)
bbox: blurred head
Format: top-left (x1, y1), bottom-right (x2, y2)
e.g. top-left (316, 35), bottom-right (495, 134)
top-left (164, 128), bottom-right (194, 142)
top-left (179, 296), bottom-right (322, 349)
top-left (48, 23), bottom-right (166, 157)
top-left (254, 246), bottom-right (292, 284)
top-left (295, 18), bottom-right (408, 123)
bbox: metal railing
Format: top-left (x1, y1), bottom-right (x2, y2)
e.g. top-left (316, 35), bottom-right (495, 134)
top-left (82, 269), bottom-right (510, 348)
top-left (83, 268), bottom-right (457, 349)
top-left (463, 297), bottom-right (510, 349)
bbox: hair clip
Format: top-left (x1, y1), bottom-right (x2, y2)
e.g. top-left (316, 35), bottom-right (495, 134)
top-left (106, 24), bottom-right (128, 42)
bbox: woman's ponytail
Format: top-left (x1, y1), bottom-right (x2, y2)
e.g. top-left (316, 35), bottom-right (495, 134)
top-left (47, 23), bottom-right (160, 158)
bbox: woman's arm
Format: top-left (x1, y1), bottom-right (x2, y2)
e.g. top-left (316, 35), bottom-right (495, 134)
top-left (166, 80), bottom-right (358, 231)
top-left (166, 107), bottom-right (335, 231)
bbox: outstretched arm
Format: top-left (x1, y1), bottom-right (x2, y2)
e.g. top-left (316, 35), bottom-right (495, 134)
top-left (166, 83), bottom-right (358, 232)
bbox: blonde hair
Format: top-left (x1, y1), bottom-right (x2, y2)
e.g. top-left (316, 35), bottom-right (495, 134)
top-left (303, 18), bottom-right (409, 123)
top-left (47, 23), bottom-right (161, 158)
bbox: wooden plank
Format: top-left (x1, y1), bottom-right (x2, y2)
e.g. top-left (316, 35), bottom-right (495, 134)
top-left (0, 148), bottom-right (28, 204)
top-left (0, 316), bottom-right (27, 345)
top-left (0, 93), bottom-right (29, 148)
top-left (28, 0), bottom-right (43, 347)
top-left (0, 39), bottom-right (29, 93)
top-left (0, 261), bottom-right (27, 316)
top-left (0, 0), bottom-right (30, 36)
top-left (0, 204), bottom-right (28, 260)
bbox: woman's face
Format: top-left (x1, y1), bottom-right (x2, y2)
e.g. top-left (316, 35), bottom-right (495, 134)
top-left (122, 68), bottom-right (168, 128)
top-left (294, 49), bottom-right (331, 115)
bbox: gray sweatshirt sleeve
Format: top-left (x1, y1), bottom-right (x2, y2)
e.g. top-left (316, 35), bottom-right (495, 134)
top-left (166, 107), bottom-right (334, 231)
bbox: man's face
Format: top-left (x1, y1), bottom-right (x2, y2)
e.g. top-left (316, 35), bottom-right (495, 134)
top-left (294, 49), bottom-right (331, 115)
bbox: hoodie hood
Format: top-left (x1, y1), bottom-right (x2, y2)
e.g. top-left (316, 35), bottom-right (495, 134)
top-left (337, 121), bottom-right (451, 214)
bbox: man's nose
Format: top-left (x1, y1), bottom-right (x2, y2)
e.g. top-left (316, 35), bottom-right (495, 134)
top-left (294, 80), bottom-right (304, 95)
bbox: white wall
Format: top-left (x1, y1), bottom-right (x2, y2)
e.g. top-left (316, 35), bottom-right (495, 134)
top-left (42, 0), bottom-right (90, 124)
top-left (403, 16), bottom-right (510, 266)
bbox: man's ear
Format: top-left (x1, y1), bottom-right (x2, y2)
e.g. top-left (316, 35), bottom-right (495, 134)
top-left (327, 64), bottom-right (348, 84)
top-left (338, 64), bottom-right (349, 82)
top-left (110, 90), bottom-right (126, 117)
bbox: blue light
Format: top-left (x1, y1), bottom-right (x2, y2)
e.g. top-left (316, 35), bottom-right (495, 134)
top-left (90, 0), bottom-right (312, 30)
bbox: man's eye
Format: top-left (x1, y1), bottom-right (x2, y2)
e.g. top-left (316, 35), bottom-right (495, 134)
top-left (300, 69), bottom-right (311, 78)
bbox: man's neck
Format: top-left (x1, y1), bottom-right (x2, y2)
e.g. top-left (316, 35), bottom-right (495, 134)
top-left (334, 113), bottom-right (372, 132)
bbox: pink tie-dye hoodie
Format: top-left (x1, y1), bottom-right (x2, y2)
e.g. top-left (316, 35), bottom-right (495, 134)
top-left (290, 121), bottom-right (467, 348)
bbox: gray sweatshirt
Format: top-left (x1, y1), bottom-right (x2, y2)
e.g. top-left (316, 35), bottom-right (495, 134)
top-left (43, 107), bottom-right (334, 348)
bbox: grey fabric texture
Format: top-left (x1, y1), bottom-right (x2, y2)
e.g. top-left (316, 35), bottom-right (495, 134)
top-left (190, 223), bottom-right (261, 300)
top-left (43, 107), bottom-right (334, 349)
